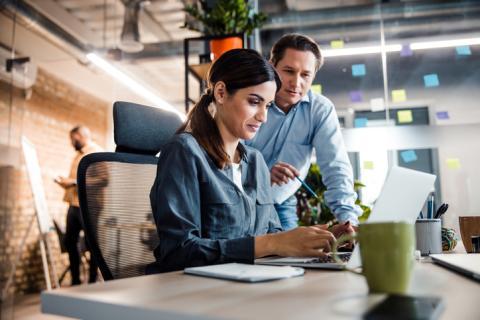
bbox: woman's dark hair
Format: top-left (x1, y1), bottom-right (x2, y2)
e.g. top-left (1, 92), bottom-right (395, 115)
top-left (177, 48), bottom-right (281, 168)
top-left (270, 33), bottom-right (323, 72)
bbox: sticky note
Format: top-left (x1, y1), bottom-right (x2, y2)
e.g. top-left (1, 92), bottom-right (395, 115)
top-left (400, 44), bottom-right (413, 57)
top-left (401, 150), bottom-right (418, 163)
top-left (397, 110), bottom-right (413, 123)
top-left (424, 74), bottom-right (440, 87)
top-left (363, 161), bottom-right (374, 170)
top-left (370, 98), bottom-right (385, 112)
top-left (456, 46), bottom-right (471, 56)
top-left (349, 90), bottom-right (362, 103)
top-left (352, 64), bottom-right (366, 77)
top-left (331, 40), bottom-right (344, 49)
top-left (354, 118), bottom-right (368, 128)
top-left (436, 111), bottom-right (449, 120)
top-left (446, 158), bottom-right (461, 169)
top-left (311, 84), bottom-right (322, 94)
top-left (392, 89), bottom-right (407, 102)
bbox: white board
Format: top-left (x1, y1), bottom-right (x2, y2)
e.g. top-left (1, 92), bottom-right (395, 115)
top-left (21, 136), bottom-right (51, 234)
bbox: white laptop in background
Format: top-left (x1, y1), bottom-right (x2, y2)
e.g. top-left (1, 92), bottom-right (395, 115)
top-left (255, 166), bottom-right (437, 270)
top-left (430, 254), bottom-right (480, 281)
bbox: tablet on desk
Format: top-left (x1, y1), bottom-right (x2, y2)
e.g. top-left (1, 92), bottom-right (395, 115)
top-left (184, 263), bottom-right (305, 283)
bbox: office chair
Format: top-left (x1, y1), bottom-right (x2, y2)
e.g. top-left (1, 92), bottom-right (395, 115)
top-left (77, 101), bottom-right (183, 280)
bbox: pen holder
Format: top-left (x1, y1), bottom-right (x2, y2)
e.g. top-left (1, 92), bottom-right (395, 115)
top-left (415, 219), bottom-right (442, 256)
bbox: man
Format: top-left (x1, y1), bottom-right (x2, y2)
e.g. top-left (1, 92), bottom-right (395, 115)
top-left (55, 125), bottom-right (102, 285)
top-left (246, 33), bottom-right (362, 234)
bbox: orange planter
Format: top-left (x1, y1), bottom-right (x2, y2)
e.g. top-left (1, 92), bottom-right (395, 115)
top-left (210, 37), bottom-right (243, 60)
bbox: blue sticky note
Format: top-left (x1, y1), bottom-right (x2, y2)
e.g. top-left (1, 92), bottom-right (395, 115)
top-left (424, 74), bottom-right (439, 87)
top-left (436, 111), bottom-right (449, 120)
top-left (401, 150), bottom-right (418, 163)
top-left (456, 46), bottom-right (471, 56)
top-left (352, 64), bottom-right (366, 77)
top-left (400, 44), bottom-right (413, 57)
top-left (349, 90), bottom-right (362, 102)
top-left (354, 118), bottom-right (368, 128)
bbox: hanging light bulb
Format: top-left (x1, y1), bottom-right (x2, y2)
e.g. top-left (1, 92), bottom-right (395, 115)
top-left (119, 0), bottom-right (146, 53)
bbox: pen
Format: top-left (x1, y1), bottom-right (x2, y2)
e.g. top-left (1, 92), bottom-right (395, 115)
top-left (427, 193), bottom-right (435, 219)
top-left (296, 176), bottom-right (319, 199)
top-left (434, 203), bottom-right (449, 219)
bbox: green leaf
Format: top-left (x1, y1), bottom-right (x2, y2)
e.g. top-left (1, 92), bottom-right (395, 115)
top-left (296, 163), bottom-right (371, 226)
top-left (182, 0), bottom-right (268, 36)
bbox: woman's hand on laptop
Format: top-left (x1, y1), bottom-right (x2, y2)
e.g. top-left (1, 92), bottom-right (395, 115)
top-left (254, 226), bottom-right (335, 258)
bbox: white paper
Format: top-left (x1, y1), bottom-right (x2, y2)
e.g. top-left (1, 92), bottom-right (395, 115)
top-left (184, 263), bottom-right (304, 282)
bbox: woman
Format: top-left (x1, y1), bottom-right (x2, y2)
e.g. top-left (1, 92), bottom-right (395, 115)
top-left (149, 49), bottom-right (340, 273)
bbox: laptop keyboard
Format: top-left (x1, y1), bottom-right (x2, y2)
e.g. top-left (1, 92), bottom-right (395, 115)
top-left (312, 252), bottom-right (352, 264)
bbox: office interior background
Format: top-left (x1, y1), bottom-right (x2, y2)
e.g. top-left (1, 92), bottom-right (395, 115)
top-left (0, 0), bottom-right (479, 317)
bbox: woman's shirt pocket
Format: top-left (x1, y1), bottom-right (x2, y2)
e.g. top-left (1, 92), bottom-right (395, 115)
top-left (254, 187), bottom-right (276, 234)
top-left (201, 183), bottom-right (243, 239)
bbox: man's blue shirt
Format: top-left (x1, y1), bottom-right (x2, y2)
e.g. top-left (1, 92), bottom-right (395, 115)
top-left (245, 90), bottom-right (362, 224)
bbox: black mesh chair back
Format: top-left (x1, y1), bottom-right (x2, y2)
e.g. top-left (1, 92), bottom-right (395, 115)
top-left (78, 101), bottom-right (183, 280)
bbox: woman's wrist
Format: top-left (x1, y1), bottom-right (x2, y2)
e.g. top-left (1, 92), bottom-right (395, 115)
top-left (254, 233), bottom-right (277, 258)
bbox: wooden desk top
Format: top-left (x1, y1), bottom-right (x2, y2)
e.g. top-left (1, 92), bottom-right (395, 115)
top-left (42, 260), bottom-right (480, 320)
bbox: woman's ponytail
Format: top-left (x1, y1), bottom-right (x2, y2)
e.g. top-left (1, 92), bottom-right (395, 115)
top-left (176, 88), bottom-right (228, 168)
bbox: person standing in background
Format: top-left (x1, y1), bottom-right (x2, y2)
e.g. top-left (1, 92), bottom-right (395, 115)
top-left (246, 33), bottom-right (362, 235)
top-left (54, 126), bottom-right (102, 285)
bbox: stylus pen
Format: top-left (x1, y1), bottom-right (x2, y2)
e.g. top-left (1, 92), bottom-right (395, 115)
top-left (427, 193), bottom-right (435, 219)
top-left (296, 176), bottom-right (319, 199)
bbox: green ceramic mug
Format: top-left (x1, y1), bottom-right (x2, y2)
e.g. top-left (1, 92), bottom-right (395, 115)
top-left (333, 222), bottom-right (415, 294)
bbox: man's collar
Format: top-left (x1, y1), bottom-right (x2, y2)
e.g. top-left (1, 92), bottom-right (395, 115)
top-left (301, 90), bottom-right (311, 104)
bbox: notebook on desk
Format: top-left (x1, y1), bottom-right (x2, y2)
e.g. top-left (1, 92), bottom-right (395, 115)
top-left (430, 254), bottom-right (480, 281)
top-left (184, 263), bottom-right (304, 282)
top-left (256, 166), bottom-right (436, 270)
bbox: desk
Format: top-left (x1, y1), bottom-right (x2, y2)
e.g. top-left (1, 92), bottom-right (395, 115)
top-left (42, 261), bottom-right (479, 319)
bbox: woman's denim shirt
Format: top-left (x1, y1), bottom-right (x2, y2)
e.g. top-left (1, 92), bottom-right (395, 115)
top-left (149, 133), bottom-right (282, 272)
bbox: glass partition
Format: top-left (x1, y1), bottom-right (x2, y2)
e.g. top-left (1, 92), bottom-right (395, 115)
top-left (261, 1), bottom-right (480, 232)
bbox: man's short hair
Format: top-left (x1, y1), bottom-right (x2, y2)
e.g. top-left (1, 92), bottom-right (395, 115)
top-left (70, 125), bottom-right (90, 137)
top-left (270, 33), bottom-right (324, 72)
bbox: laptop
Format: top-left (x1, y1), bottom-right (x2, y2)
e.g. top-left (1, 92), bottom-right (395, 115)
top-left (430, 254), bottom-right (480, 281)
top-left (255, 166), bottom-right (436, 270)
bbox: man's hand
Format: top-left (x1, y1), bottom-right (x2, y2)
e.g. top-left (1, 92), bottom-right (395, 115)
top-left (270, 162), bottom-right (300, 186)
top-left (329, 221), bottom-right (357, 250)
top-left (54, 176), bottom-right (76, 189)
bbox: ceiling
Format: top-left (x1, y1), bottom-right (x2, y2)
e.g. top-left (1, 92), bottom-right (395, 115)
top-left (1, 0), bottom-right (201, 112)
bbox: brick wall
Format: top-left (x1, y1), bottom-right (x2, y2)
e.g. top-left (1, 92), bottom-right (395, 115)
top-left (0, 68), bottom-right (109, 295)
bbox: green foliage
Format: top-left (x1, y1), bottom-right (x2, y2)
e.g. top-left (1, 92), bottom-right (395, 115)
top-left (183, 0), bottom-right (267, 36)
top-left (296, 164), bottom-right (371, 226)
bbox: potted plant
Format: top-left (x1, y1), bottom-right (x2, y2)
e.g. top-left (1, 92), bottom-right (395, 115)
top-left (183, 0), bottom-right (267, 60)
top-left (296, 164), bottom-right (371, 226)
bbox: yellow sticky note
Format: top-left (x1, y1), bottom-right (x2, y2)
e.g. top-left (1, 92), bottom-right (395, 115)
top-left (311, 84), bottom-right (322, 94)
top-left (330, 40), bottom-right (344, 49)
top-left (397, 110), bottom-right (413, 123)
top-left (392, 89), bottom-right (407, 102)
top-left (363, 161), bottom-right (374, 170)
top-left (446, 158), bottom-right (461, 169)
